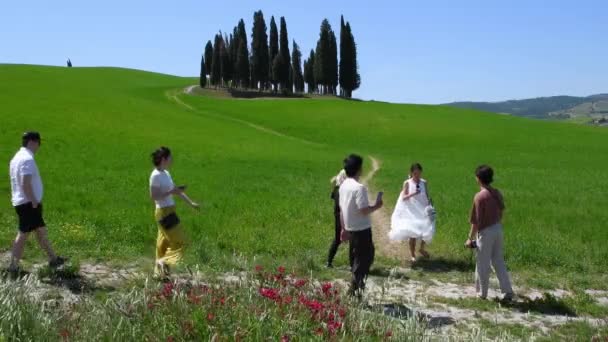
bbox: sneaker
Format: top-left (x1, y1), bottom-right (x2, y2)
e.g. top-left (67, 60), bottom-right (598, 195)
top-left (502, 293), bottom-right (514, 302)
top-left (326, 262), bottom-right (334, 269)
top-left (49, 256), bottom-right (67, 269)
top-left (155, 261), bottom-right (170, 278)
top-left (7, 264), bottom-right (21, 280)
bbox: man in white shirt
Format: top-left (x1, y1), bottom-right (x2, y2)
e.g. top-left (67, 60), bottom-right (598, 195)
top-left (8, 132), bottom-right (65, 275)
top-left (339, 154), bottom-right (383, 296)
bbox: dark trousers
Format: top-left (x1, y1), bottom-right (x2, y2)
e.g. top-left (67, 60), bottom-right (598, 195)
top-left (327, 187), bottom-right (344, 265)
top-left (349, 228), bottom-right (374, 292)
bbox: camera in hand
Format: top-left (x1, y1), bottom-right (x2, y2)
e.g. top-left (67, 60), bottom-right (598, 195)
top-left (465, 239), bottom-right (478, 249)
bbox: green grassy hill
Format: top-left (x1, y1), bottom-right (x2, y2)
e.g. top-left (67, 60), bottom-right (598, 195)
top-left (446, 94), bottom-right (608, 121)
top-left (1, 64), bottom-right (607, 286)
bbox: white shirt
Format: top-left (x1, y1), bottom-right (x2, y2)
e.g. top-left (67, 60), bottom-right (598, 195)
top-left (149, 169), bottom-right (176, 208)
top-left (339, 178), bottom-right (372, 231)
top-left (9, 147), bottom-right (43, 206)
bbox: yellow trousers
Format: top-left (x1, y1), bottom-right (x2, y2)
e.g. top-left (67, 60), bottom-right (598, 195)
top-left (154, 206), bottom-right (186, 276)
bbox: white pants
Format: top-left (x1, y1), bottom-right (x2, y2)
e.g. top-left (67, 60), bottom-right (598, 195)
top-left (475, 223), bottom-right (513, 297)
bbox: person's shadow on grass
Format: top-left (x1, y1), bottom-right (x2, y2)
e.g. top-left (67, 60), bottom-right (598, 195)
top-left (368, 303), bottom-right (455, 328)
top-left (499, 293), bottom-right (577, 317)
top-left (37, 264), bottom-right (98, 294)
top-left (411, 256), bottom-right (475, 273)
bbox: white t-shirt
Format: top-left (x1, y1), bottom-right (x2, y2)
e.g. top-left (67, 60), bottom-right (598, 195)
top-left (149, 169), bottom-right (176, 208)
top-left (9, 147), bottom-right (43, 206)
top-left (339, 178), bottom-right (372, 231)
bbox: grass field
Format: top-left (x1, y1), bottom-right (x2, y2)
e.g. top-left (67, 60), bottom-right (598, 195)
top-left (181, 86), bottom-right (608, 283)
top-left (1, 64), bottom-right (608, 340)
top-left (1, 64), bottom-right (608, 284)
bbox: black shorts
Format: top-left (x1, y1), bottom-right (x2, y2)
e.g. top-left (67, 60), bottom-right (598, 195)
top-left (14, 202), bottom-right (46, 233)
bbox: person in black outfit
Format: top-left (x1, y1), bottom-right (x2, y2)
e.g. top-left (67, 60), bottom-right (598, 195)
top-left (327, 162), bottom-right (347, 268)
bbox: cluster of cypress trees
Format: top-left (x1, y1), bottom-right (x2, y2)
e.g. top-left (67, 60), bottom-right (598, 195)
top-left (199, 11), bottom-right (359, 98)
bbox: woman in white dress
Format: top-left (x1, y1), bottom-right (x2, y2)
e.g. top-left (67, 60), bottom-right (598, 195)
top-left (388, 163), bottom-right (436, 262)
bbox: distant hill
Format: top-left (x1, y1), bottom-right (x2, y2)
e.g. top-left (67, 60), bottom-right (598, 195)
top-left (444, 94), bottom-right (608, 121)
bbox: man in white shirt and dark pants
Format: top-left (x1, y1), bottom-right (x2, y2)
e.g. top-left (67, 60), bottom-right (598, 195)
top-left (8, 132), bottom-right (65, 275)
top-left (339, 154), bottom-right (383, 296)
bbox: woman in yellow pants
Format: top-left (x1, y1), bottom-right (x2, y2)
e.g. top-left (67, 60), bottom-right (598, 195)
top-left (149, 147), bottom-right (199, 278)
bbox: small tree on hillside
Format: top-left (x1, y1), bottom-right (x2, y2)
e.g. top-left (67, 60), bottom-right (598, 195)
top-left (200, 55), bottom-right (207, 88)
top-left (328, 29), bottom-right (338, 95)
top-left (222, 33), bottom-right (233, 87)
top-left (268, 16), bottom-right (279, 92)
top-left (304, 49), bottom-right (316, 94)
top-left (211, 34), bottom-right (223, 87)
top-left (204, 41), bottom-right (213, 87)
top-left (271, 54), bottom-right (284, 93)
top-left (278, 17), bottom-right (291, 92)
top-left (251, 10), bottom-right (269, 91)
top-left (339, 16), bottom-right (361, 98)
top-left (292, 41), bottom-right (304, 93)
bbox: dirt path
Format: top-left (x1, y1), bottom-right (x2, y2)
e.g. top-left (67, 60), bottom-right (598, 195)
top-left (361, 156), bottom-right (408, 262)
top-left (172, 86), bottom-right (324, 147)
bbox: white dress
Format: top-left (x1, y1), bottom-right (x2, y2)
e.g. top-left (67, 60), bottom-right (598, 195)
top-left (388, 178), bottom-right (436, 243)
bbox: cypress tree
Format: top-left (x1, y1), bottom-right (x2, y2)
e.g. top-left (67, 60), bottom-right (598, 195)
top-left (231, 27), bottom-right (239, 85)
top-left (200, 54), bottom-right (207, 88)
top-left (204, 40), bottom-right (213, 85)
top-left (278, 17), bottom-right (291, 92)
top-left (314, 19), bottom-right (332, 94)
top-left (220, 34), bottom-right (231, 86)
top-left (348, 22), bottom-right (361, 94)
top-left (292, 41), bottom-right (304, 93)
top-left (271, 54), bottom-right (283, 91)
top-left (269, 16), bottom-right (279, 91)
top-left (339, 18), bottom-right (361, 98)
top-left (236, 39), bottom-right (250, 88)
top-left (305, 49), bottom-right (316, 93)
top-left (211, 34), bottom-right (223, 87)
top-left (233, 19), bottom-right (250, 88)
top-left (328, 30), bottom-right (338, 95)
top-left (251, 10), bottom-right (269, 90)
top-left (339, 15), bottom-right (348, 97)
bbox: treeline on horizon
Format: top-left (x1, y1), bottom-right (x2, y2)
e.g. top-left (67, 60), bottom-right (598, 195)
top-left (199, 10), bottom-right (360, 98)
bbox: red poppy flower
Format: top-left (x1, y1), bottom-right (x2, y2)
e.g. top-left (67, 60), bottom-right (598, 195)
top-left (307, 300), bottom-right (324, 312)
top-left (280, 335), bottom-right (290, 342)
top-left (259, 287), bottom-right (281, 302)
top-left (321, 282), bottom-right (333, 295)
top-left (255, 265), bottom-right (264, 272)
top-left (278, 266), bottom-right (286, 273)
top-left (294, 279), bottom-right (307, 288)
top-left (207, 312), bottom-right (214, 321)
top-left (328, 321), bottom-right (343, 334)
top-left (385, 330), bottom-right (393, 337)
top-left (314, 327), bottom-right (324, 336)
top-left (161, 283), bottom-right (174, 297)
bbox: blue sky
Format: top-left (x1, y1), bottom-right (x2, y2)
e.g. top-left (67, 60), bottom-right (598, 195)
top-left (1, 0), bottom-right (606, 104)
